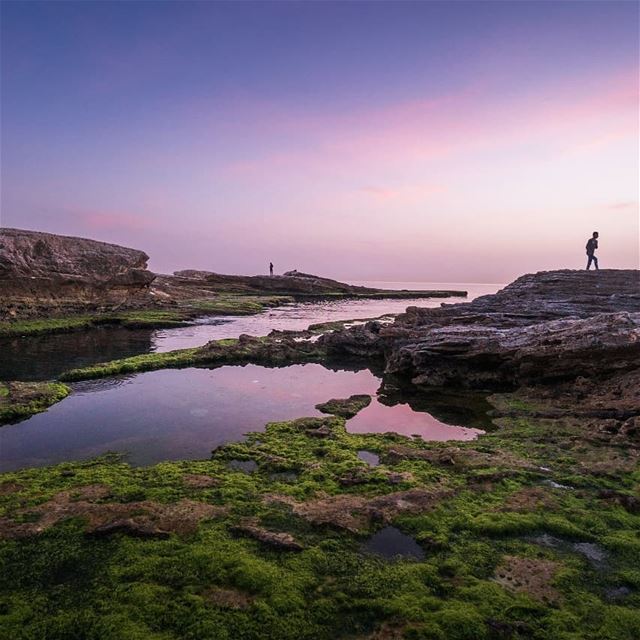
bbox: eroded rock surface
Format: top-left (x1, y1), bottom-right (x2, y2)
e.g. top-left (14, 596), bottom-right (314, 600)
top-left (0, 228), bottom-right (155, 318)
top-left (322, 270), bottom-right (640, 390)
top-left (264, 487), bottom-right (450, 533)
top-left (0, 484), bottom-right (225, 539)
top-left (231, 519), bottom-right (304, 551)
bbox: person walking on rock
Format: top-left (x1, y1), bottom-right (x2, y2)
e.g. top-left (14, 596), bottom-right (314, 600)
top-left (586, 232), bottom-right (599, 270)
top-left (269, 262), bottom-right (274, 277)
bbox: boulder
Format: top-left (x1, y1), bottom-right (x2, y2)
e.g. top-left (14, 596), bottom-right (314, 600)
top-left (0, 228), bottom-right (155, 318)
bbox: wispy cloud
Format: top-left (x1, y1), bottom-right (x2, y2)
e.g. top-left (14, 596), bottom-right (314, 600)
top-left (73, 210), bottom-right (153, 232)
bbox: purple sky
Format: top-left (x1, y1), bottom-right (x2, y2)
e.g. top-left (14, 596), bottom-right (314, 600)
top-left (1, 1), bottom-right (638, 281)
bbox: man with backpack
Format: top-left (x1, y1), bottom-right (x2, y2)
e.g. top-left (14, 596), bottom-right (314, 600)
top-left (586, 232), bottom-right (599, 270)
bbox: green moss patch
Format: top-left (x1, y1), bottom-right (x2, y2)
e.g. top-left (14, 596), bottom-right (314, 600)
top-left (1, 392), bottom-right (639, 639)
top-left (0, 381), bottom-right (70, 425)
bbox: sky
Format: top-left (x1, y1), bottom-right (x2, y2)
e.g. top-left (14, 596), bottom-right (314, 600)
top-left (1, 0), bottom-right (638, 282)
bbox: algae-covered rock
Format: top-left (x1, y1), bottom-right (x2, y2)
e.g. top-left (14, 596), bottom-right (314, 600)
top-left (0, 380), bottom-right (70, 424)
top-left (316, 394), bottom-right (372, 418)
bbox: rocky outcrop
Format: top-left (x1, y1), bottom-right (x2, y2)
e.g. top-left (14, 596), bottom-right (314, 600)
top-left (388, 312), bottom-right (640, 389)
top-left (322, 270), bottom-right (640, 390)
top-left (161, 269), bottom-right (464, 299)
top-left (0, 228), bottom-right (155, 318)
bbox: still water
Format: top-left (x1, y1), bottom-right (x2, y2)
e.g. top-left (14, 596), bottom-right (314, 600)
top-left (0, 363), bottom-right (484, 472)
top-left (0, 283), bottom-right (500, 382)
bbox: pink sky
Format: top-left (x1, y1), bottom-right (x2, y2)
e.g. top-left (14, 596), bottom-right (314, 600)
top-left (2, 1), bottom-right (638, 282)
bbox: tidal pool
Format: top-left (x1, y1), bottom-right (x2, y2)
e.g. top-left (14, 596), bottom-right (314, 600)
top-left (0, 363), bottom-right (484, 472)
top-left (0, 284), bottom-right (500, 382)
top-left (362, 526), bottom-right (425, 561)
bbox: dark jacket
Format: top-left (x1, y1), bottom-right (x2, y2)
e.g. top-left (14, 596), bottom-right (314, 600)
top-left (586, 238), bottom-right (598, 255)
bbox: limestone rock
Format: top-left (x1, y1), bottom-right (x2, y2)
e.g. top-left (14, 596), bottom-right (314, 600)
top-left (0, 228), bottom-right (155, 318)
top-left (322, 270), bottom-right (640, 390)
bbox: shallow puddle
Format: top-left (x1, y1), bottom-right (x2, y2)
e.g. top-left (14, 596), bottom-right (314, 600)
top-left (0, 363), bottom-right (484, 472)
top-left (528, 534), bottom-right (608, 569)
top-left (362, 526), bottom-right (425, 561)
top-left (357, 450), bottom-right (380, 467)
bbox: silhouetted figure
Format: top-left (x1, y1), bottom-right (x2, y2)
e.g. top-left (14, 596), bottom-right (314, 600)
top-left (586, 231), bottom-right (599, 270)
top-left (269, 262), bottom-right (274, 277)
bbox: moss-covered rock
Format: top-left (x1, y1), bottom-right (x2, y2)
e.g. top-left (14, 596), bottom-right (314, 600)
top-left (0, 381), bottom-right (70, 425)
top-left (316, 394), bottom-right (372, 418)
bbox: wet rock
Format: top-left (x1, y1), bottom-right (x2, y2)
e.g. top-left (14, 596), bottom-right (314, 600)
top-left (528, 534), bottom-right (608, 569)
top-left (605, 586), bottom-right (632, 601)
top-left (290, 416), bottom-right (339, 438)
top-left (0, 228), bottom-right (155, 318)
top-left (227, 460), bottom-right (258, 474)
top-left (384, 444), bottom-right (536, 473)
top-left (388, 312), bottom-right (640, 389)
top-left (357, 450), bottom-right (380, 467)
top-left (231, 519), bottom-right (303, 551)
top-left (338, 468), bottom-right (371, 487)
top-left (315, 394), bottom-right (372, 418)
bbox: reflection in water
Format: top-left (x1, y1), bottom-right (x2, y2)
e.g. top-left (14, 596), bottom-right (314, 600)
top-left (0, 328), bottom-right (155, 382)
top-left (0, 363), bottom-right (485, 472)
top-left (0, 283), bottom-right (500, 382)
top-left (347, 401), bottom-right (481, 440)
top-left (357, 450), bottom-right (380, 467)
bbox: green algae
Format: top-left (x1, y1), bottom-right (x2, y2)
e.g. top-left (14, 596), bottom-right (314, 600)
top-left (0, 296), bottom-right (293, 339)
top-left (315, 394), bottom-right (372, 418)
top-left (58, 335), bottom-right (326, 382)
top-left (59, 347), bottom-right (208, 381)
top-left (0, 381), bottom-right (70, 425)
top-left (1, 396), bottom-right (639, 639)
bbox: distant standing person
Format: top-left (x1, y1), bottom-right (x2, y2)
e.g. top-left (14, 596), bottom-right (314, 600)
top-left (269, 262), bottom-right (274, 276)
top-left (585, 232), bottom-right (599, 270)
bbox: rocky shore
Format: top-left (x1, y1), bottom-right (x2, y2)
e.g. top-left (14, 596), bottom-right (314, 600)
top-left (0, 228), bottom-right (464, 327)
top-left (321, 269), bottom-right (640, 388)
top-left (1, 262), bottom-right (639, 638)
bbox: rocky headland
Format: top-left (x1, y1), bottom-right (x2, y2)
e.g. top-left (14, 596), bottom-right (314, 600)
top-left (0, 228), bottom-right (155, 319)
